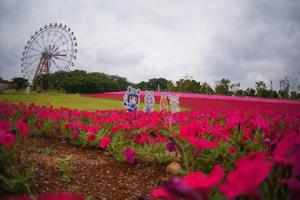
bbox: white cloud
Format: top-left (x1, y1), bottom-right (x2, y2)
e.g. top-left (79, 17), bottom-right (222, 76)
top-left (0, 0), bottom-right (299, 89)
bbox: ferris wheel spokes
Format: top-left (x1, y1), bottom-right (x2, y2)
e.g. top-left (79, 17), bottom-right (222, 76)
top-left (21, 23), bottom-right (78, 85)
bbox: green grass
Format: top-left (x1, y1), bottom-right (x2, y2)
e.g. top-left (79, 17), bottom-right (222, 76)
top-left (0, 92), bottom-right (164, 111)
top-left (0, 93), bottom-right (124, 111)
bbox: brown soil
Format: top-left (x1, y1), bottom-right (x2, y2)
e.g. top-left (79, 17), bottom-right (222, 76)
top-left (4, 136), bottom-right (170, 200)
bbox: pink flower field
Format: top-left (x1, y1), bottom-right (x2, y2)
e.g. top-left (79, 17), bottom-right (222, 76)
top-left (1, 93), bottom-right (300, 199)
top-left (84, 91), bottom-right (300, 112)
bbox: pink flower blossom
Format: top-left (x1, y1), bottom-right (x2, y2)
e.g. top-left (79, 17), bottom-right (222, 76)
top-left (99, 136), bottom-right (111, 148)
top-left (228, 146), bottom-right (237, 155)
top-left (133, 132), bottom-right (153, 145)
top-left (0, 121), bottom-right (10, 131)
top-left (15, 120), bottom-right (30, 137)
top-left (123, 148), bottom-right (136, 164)
top-left (152, 165), bottom-right (224, 199)
top-left (271, 132), bottom-right (300, 165)
top-left (226, 114), bottom-right (242, 129)
top-left (0, 132), bottom-right (16, 148)
top-left (70, 129), bottom-right (80, 138)
top-left (38, 193), bottom-right (84, 200)
top-left (182, 164), bottom-right (224, 189)
top-left (85, 125), bottom-right (100, 134)
top-left (86, 133), bottom-right (97, 142)
top-left (186, 137), bottom-right (218, 153)
top-left (166, 142), bottom-right (176, 152)
top-left (220, 152), bottom-right (272, 199)
top-left (151, 188), bottom-right (176, 200)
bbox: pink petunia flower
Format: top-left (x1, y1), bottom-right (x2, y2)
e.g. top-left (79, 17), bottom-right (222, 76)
top-left (38, 193), bottom-right (84, 200)
top-left (123, 148), bottom-right (136, 164)
top-left (0, 132), bottom-right (16, 148)
top-left (220, 152), bottom-right (272, 199)
top-left (271, 132), bottom-right (300, 166)
top-left (228, 146), bottom-right (237, 155)
top-left (133, 132), bottom-right (153, 145)
top-left (86, 133), bottom-right (97, 142)
top-left (99, 135), bottom-right (111, 148)
top-left (15, 120), bottom-right (30, 137)
top-left (166, 142), bottom-right (176, 152)
top-left (226, 114), bottom-right (242, 129)
top-left (70, 129), bottom-right (80, 138)
top-left (152, 165), bottom-right (224, 199)
top-left (186, 137), bottom-right (218, 153)
top-left (85, 125), bottom-right (101, 134)
top-left (0, 121), bottom-right (11, 131)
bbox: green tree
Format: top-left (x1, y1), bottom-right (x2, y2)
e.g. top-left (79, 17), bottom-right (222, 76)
top-left (25, 69), bottom-right (132, 94)
top-left (230, 82), bottom-right (240, 95)
top-left (235, 89), bottom-right (244, 96)
top-left (255, 81), bottom-right (268, 97)
top-left (34, 74), bottom-right (53, 91)
top-left (266, 89), bottom-right (279, 99)
top-left (166, 80), bottom-right (175, 91)
top-left (137, 81), bottom-right (147, 90)
top-left (199, 82), bottom-right (214, 94)
top-left (52, 71), bottom-right (69, 91)
top-left (12, 77), bottom-right (29, 91)
top-left (175, 77), bottom-right (201, 93)
top-left (215, 78), bottom-right (231, 95)
top-left (279, 76), bottom-right (291, 99)
top-left (109, 75), bottom-right (130, 90)
top-left (60, 70), bottom-right (126, 93)
top-left (147, 78), bottom-right (169, 91)
top-left (245, 88), bottom-right (256, 97)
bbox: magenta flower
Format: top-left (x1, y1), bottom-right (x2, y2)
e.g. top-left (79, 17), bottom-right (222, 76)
top-left (292, 148), bottom-right (300, 176)
top-left (86, 133), bottom-right (97, 142)
top-left (38, 192), bottom-right (84, 200)
top-left (271, 132), bottom-right (300, 166)
top-left (123, 148), bottom-right (136, 164)
top-left (70, 129), bottom-right (80, 138)
top-left (226, 114), bottom-right (242, 129)
top-left (255, 115), bottom-right (270, 133)
top-left (220, 152), bottom-right (272, 199)
top-left (15, 119), bottom-right (30, 137)
top-left (99, 135), bottom-right (111, 148)
top-left (0, 121), bottom-right (10, 131)
top-left (166, 142), bottom-right (176, 152)
top-left (186, 137), bottom-right (217, 153)
top-left (133, 132), bottom-right (153, 145)
top-left (152, 165), bottom-right (224, 199)
top-left (0, 132), bottom-right (16, 148)
top-left (228, 146), bottom-right (237, 155)
top-left (85, 125), bottom-right (100, 134)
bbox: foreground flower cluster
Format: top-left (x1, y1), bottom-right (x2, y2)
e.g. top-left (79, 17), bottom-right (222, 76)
top-left (0, 101), bottom-right (300, 199)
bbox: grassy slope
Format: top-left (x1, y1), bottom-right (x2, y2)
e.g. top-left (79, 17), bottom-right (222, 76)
top-left (0, 93), bottom-right (124, 111)
top-left (0, 93), bottom-right (162, 111)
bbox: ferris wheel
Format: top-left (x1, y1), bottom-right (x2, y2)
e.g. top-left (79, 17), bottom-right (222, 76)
top-left (21, 23), bottom-right (78, 84)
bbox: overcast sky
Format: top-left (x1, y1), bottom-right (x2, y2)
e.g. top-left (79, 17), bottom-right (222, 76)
top-left (0, 0), bottom-right (300, 89)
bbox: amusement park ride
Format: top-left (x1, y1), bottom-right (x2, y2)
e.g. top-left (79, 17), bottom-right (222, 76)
top-left (21, 23), bottom-right (78, 85)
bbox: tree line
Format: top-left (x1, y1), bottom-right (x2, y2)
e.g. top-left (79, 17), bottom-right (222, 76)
top-left (0, 70), bottom-right (131, 94)
top-left (136, 76), bottom-right (300, 100)
top-left (1, 70), bottom-right (300, 100)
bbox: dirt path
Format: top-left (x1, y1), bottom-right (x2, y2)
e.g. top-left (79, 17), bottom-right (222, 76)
top-left (16, 137), bottom-right (169, 200)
